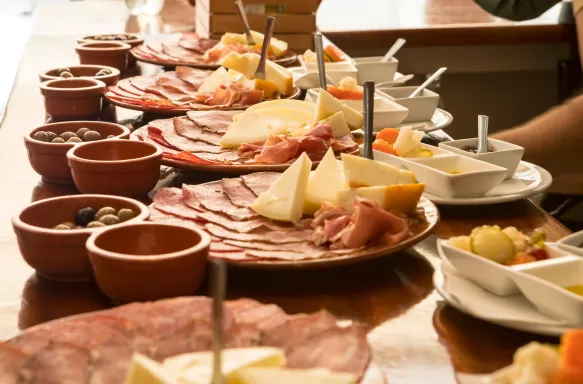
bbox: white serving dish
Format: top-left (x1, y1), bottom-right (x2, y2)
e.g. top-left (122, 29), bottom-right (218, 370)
top-left (439, 138), bottom-right (524, 180)
top-left (509, 255), bottom-right (583, 325)
top-left (298, 55), bottom-right (358, 85)
top-left (363, 143), bottom-right (453, 169)
top-left (352, 56), bottom-right (399, 84)
top-left (556, 230), bottom-right (583, 257)
top-left (305, 88), bottom-right (409, 131)
top-left (377, 86), bottom-right (439, 123)
top-left (439, 239), bottom-right (568, 296)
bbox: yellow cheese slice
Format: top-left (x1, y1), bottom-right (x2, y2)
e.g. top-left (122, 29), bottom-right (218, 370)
top-left (342, 104), bottom-right (364, 130)
top-left (249, 30), bottom-right (289, 57)
top-left (237, 367), bottom-right (357, 384)
top-left (318, 111), bottom-right (352, 138)
top-left (222, 52), bottom-right (293, 95)
top-left (220, 110), bottom-right (270, 148)
top-left (250, 153), bottom-right (312, 222)
top-left (242, 78), bottom-right (280, 99)
top-left (124, 354), bottom-right (177, 384)
top-left (337, 184), bottom-right (425, 214)
top-left (341, 153), bottom-right (416, 187)
top-left (312, 88), bottom-right (343, 122)
top-left (247, 99), bottom-right (315, 115)
top-left (304, 148), bottom-right (345, 215)
top-left (197, 67), bottom-right (230, 94)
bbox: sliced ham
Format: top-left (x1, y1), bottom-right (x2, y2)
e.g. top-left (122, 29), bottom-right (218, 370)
top-left (129, 76), bottom-right (158, 92)
top-left (186, 110), bottom-right (239, 134)
top-left (262, 311), bottom-right (338, 349)
top-left (20, 342), bottom-right (92, 384)
top-left (221, 178), bottom-right (256, 208)
top-left (157, 119), bottom-right (229, 154)
top-left (331, 134), bottom-right (358, 152)
top-left (0, 343), bottom-right (29, 384)
top-left (117, 78), bottom-right (144, 96)
top-left (210, 250), bottom-right (250, 260)
top-left (178, 36), bottom-right (218, 54)
top-left (146, 85), bottom-right (196, 103)
top-left (174, 116), bottom-right (222, 145)
top-left (231, 304), bottom-right (289, 332)
top-left (108, 85), bottom-right (141, 99)
top-left (183, 184), bottom-right (257, 221)
top-left (176, 66), bottom-right (210, 89)
top-left (161, 43), bottom-right (203, 62)
top-left (156, 71), bottom-right (200, 94)
top-left (223, 239), bottom-right (326, 254)
top-left (245, 249), bottom-right (327, 260)
top-left (205, 224), bottom-right (313, 244)
top-left (195, 151), bottom-right (242, 163)
top-left (240, 172), bottom-right (281, 196)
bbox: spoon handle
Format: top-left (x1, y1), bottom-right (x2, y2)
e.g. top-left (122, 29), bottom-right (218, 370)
top-left (234, 0), bottom-right (256, 45)
top-left (477, 115), bottom-right (489, 154)
top-left (363, 81), bottom-right (375, 160)
top-left (381, 38), bottom-right (406, 62)
top-left (409, 67), bottom-right (447, 98)
top-left (253, 16), bottom-right (275, 80)
top-left (314, 33), bottom-right (327, 90)
top-left (210, 259), bottom-right (227, 384)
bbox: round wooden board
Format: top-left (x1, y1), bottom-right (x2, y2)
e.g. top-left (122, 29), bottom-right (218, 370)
top-left (106, 87), bottom-right (302, 115)
top-left (131, 48), bottom-right (298, 69)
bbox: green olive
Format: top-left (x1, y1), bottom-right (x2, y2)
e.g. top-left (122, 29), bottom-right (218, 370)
top-left (87, 221), bottom-right (106, 228)
top-left (95, 207), bottom-right (116, 220)
top-left (53, 224), bottom-right (71, 230)
top-left (60, 71), bottom-right (74, 78)
top-left (99, 214), bottom-right (120, 225)
top-left (83, 130), bottom-right (102, 142)
top-left (46, 131), bottom-right (57, 141)
top-left (51, 137), bottom-right (65, 143)
top-left (67, 137), bottom-right (82, 143)
top-left (60, 131), bottom-right (77, 141)
top-left (76, 127), bottom-right (90, 137)
top-left (117, 208), bottom-right (137, 222)
top-left (57, 67), bottom-right (70, 74)
top-left (33, 131), bottom-right (49, 142)
top-left (61, 222), bottom-right (75, 229)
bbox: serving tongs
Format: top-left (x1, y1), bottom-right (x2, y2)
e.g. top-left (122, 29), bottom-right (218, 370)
top-left (234, 0), bottom-right (256, 46)
top-left (210, 259), bottom-right (227, 384)
top-left (362, 81), bottom-right (375, 160)
top-left (314, 32), bottom-right (328, 90)
top-left (252, 16), bottom-right (275, 80)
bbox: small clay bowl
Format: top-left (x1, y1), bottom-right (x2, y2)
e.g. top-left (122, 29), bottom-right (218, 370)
top-left (87, 222), bottom-right (210, 303)
top-left (40, 78), bottom-right (105, 119)
top-left (75, 42), bottom-right (132, 71)
top-left (12, 194), bottom-right (149, 282)
top-left (77, 34), bottom-right (144, 66)
top-left (67, 140), bottom-right (163, 197)
top-left (39, 65), bottom-right (120, 86)
top-left (24, 121), bottom-right (130, 184)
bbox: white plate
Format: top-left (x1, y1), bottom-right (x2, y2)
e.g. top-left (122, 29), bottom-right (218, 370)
top-left (290, 67), bottom-right (412, 90)
top-left (396, 108), bottom-right (453, 133)
top-left (425, 161), bottom-right (552, 205)
top-left (433, 263), bottom-right (571, 337)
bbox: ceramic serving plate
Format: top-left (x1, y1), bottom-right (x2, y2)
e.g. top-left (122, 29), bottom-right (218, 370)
top-left (394, 108), bottom-right (453, 133)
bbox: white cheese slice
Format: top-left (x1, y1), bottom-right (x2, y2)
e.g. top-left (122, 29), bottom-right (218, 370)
top-left (304, 148), bottom-right (345, 214)
top-left (250, 153), bottom-right (312, 222)
top-left (341, 153), bottom-right (416, 187)
top-left (342, 104), bottom-right (364, 130)
top-left (222, 52), bottom-right (293, 95)
top-left (220, 32), bottom-right (248, 45)
top-left (124, 354), bottom-right (177, 384)
top-left (318, 111), bottom-right (352, 137)
top-left (197, 67), bottom-right (230, 94)
top-left (254, 107), bottom-right (313, 130)
top-left (220, 110), bottom-right (270, 148)
top-left (312, 88), bottom-right (343, 122)
top-left (238, 367), bottom-right (357, 384)
top-left (247, 99), bottom-right (315, 115)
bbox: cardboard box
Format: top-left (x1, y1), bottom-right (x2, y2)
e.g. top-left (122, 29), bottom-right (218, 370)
top-left (197, 0), bottom-right (318, 14)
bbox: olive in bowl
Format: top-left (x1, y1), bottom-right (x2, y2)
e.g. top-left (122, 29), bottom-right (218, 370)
top-left (12, 194), bottom-right (149, 282)
top-left (67, 140), bottom-right (163, 197)
top-left (77, 34), bottom-right (144, 67)
top-left (87, 222), bottom-right (210, 303)
top-left (39, 65), bottom-right (120, 86)
top-left (25, 121), bottom-right (130, 184)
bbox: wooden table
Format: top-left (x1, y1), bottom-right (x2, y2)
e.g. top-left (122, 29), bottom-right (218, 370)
top-left (0, 3), bottom-right (572, 383)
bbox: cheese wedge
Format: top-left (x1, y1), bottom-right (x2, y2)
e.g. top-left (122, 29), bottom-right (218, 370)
top-left (197, 67), bottom-right (230, 94)
top-left (222, 52), bottom-right (293, 95)
top-left (228, 68), bottom-right (245, 83)
top-left (250, 30), bottom-right (289, 57)
top-left (220, 110), bottom-right (270, 148)
top-left (337, 184), bottom-right (425, 214)
top-left (242, 78), bottom-right (280, 99)
top-left (254, 107), bottom-right (313, 126)
top-left (318, 111), bottom-right (352, 138)
top-left (250, 153), bottom-right (312, 222)
top-left (220, 32), bottom-right (248, 46)
top-left (304, 148), bottom-right (345, 215)
top-left (237, 367), bottom-right (357, 384)
top-left (342, 104), bottom-right (364, 130)
top-left (247, 99), bottom-right (315, 115)
top-left (164, 347), bottom-right (286, 384)
top-left (312, 88), bottom-right (343, 122)
top-left (341, 154), bottom-right (416, 187)
top-left (124, 354), bottom-right (176, 384)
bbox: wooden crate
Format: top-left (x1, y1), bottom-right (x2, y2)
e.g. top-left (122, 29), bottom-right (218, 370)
top-left (200, 13), bottom-right (315, 34)
top-left (197, 0), bottom-right (318, 14)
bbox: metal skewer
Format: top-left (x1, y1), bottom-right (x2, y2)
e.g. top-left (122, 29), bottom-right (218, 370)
top-left (234, 0), bottom-right (256, 46)
top-left (363, 81), bottom-right (375, 160)
top-left (477, 115), bottom-right (489, 154)
top-left (314, 33), bottom-right (327, 90)
top-left (210, 259), bottom-right (227, 384)
top-left (253, 16), bottom-right (275, 80)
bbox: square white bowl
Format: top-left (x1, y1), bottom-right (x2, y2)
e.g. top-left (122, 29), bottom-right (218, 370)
top-left (305, 88), bottom-right (409, 131)
top-left (362, 143), bottom-right (454, 169)
top-left (508, 256), bottom-right (583, 325)
top-left (352, 56), bottom-right (399, 84)
top-left (557, 230), bottom-right (583, 256)
top-left (377, 86), bottom-right (439, 123)
top-left (298, 55), bottom-right (358, 85)
top-left (439, 138), bottom-right (524, 180)
top-left (439, 239), bottom-right (568, 296)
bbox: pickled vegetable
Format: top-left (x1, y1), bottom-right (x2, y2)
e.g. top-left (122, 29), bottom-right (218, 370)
top-left (376, 128), bottom-right (400, 145)
top-left (470, 226), bottom-right (515, 264)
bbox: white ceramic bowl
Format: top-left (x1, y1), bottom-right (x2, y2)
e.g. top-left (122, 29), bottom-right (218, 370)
top-left (305, 88), bottom-right (409, 131)
top-left (378, 86), bottom-right (439, 123)
top-left (363, 143), bottom-right (453, 169)
top-left (352, 56), bottom-right (399, 84)
top-left (509, 256), bottom-right (583, 325)
top-left (439, 138), bottom-right (524, 180)
top-left (556, 230), bottom-right (583, 257)
top-left (439, 239), bottom-right (568, 296)
top-left (298, 56), bottom-right (358, 85)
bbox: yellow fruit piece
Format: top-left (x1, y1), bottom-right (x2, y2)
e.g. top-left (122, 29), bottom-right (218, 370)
top-left (470, 226), bottom-right (516, 264)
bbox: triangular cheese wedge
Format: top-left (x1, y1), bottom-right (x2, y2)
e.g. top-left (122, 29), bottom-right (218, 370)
top-left (254, 107), bottom-right (313, 129)
top-left (249, 30), bottom-right (289, 57)
top-left (237, 367), bottom-right (357, 384)
top-left (247, 99), bottom-right (315, 115)
top-left (342, 104), bottom-right (364, 130)
top-left (222, 52), bottom-right (293, 95)
top-left (197, 67), bottom-right (230, 94)
top-left (318, 111), bottom-right (352, 137)
top-left (220, 110), bottom-right (270, 148)
top-left (250, 153), bottom-right (312, 222)
top-left (124, 354), bottom-right (176, 384)
top-left (312, 88), bottom-right (343, 122)
top-left (341, 153), bottom-right (416, 187)
top-left (337, 184), bottom-right (425, 214)
top-left (304, 148), bottom-right (345, 214)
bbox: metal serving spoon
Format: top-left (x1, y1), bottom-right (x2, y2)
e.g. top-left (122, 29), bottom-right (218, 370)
top-left (314, 32), bottom-right (328, 90)
top-left (253, 16), bottom-right (275, 80)
top-left (234, 0), bottom-right (256, 46)
top-left (477, 115), bottom-right (489, 154)
top-left (210, 259), bottom-right (227, 384)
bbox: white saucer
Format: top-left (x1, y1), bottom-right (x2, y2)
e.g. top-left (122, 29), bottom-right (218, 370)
top-left (396, 108), bottom-right (453, 133)
top-left (433, 262), bottom-right (570, 336)
top-left (425, 161), bottom-right (552, 205)
top-left (290, 67), bottom-right (412, 90)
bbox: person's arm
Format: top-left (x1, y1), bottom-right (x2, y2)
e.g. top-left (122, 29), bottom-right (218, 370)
top-left (573, 0), bottom-right (583, 70)
top-left (473, 0), bottom-right (559, 21)
top-left (492, 93), bottom-right (583, 194)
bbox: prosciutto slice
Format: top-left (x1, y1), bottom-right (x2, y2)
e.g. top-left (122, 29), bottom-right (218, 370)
top-left (174, 116), bottom-right (222, 145)
top-left (186, 110), bottom-right (239, 134)
top-left (201, 83), bottom-right (263, 108)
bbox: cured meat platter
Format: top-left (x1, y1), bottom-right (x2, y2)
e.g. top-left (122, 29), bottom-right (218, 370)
top-left (1, 297), bottom-right (373, 382)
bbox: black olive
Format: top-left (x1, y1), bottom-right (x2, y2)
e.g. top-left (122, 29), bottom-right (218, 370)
top-left (75, 207), bottom-right (96, 226)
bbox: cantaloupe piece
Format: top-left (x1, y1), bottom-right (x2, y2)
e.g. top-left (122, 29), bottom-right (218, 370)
top-left (551, 366), bottom-right (583, 384)
top-left (327, 86), bottom-right (363, 101)
top-left (551, 329), bottom-right (583, 384)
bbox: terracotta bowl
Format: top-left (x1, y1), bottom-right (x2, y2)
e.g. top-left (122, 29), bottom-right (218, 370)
top-left (75, 42), bottom-right (132, 71)
top-left (87, 222), bottom-right (210, 303)
top-left (39, 65), bottom-right (120, 86)
top-left (40, 78), bottom-right (106, 119)
top-left (12, 195), bottom-right (149, 282)
top-left (67, 140), bottom-right (163, 197)
top-left (77, 34), bottom-right (143, 66)
top-left (24, 121), bottom-right (130, 184)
